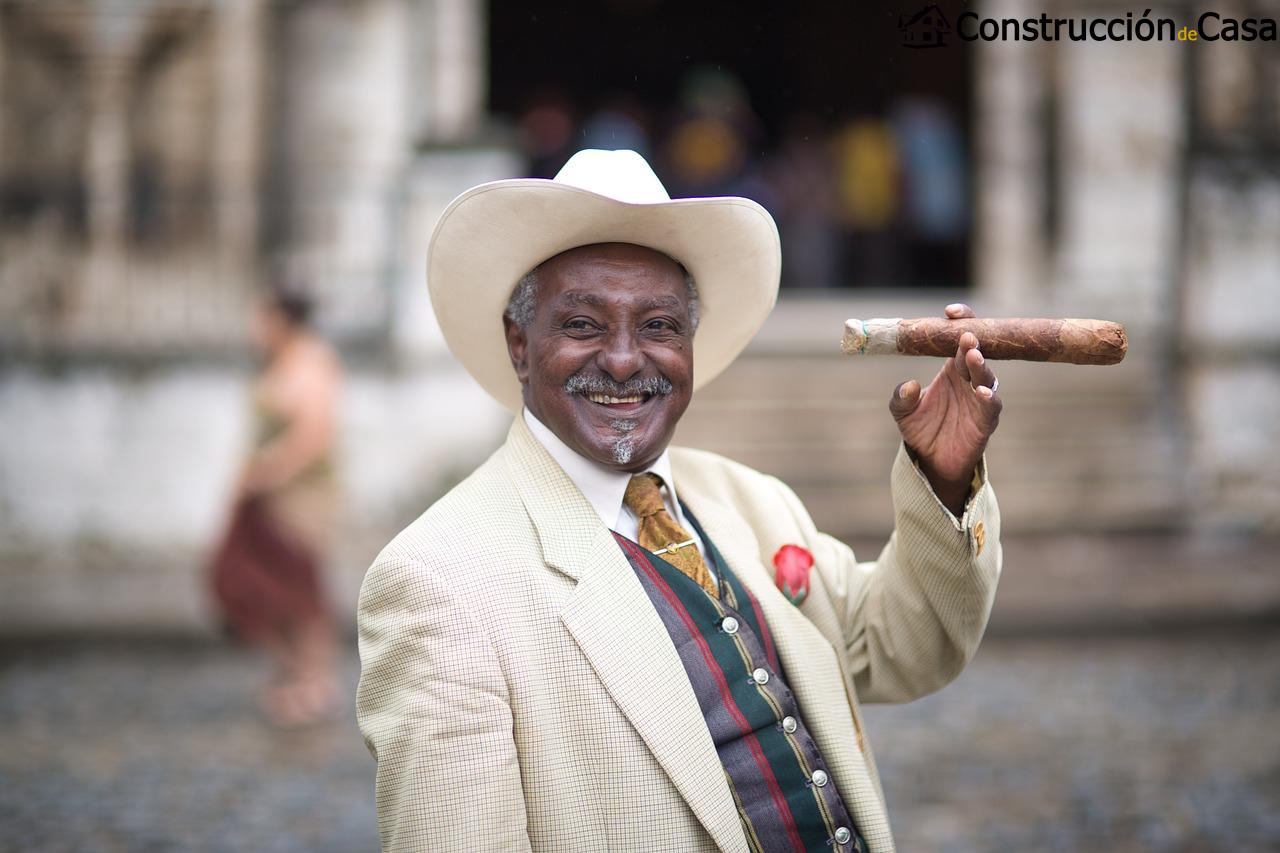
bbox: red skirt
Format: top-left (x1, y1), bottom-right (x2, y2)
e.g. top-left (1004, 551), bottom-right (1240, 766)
top-left (208, 496), bottom-right (328, 643)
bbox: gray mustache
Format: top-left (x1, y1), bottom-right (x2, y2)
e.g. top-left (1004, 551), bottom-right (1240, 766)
top-left (564, 374), bottom-right (674, 398)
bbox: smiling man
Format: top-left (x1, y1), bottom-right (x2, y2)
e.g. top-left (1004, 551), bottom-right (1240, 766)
top-left (357, 150), bottom-right (1003, 853)
top-left (506, 243), bottom-right (696, 471)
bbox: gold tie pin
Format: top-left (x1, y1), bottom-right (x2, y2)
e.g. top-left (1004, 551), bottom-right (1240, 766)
top-left (653, 538), bottom-right (696, 556)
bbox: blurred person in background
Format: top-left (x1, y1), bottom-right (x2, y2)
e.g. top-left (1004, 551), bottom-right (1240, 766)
top-left (890, 97), bottom-right (968, 285)
top-left (580, 95), bottom-right (652, 158)
top-left (208, 286), bottom-right (343, 727)
top-left (519, 90), bottom-right (579, 178)
top-left (660, 67), bottom-right (774, 208)
top-left (769, 114), bottom-right (842, 288)
top-left (831, 116), bottom-right (903, 286)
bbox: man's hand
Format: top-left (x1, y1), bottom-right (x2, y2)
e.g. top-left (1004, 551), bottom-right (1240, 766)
top-left (889, 303), bottom-right (1002, 516)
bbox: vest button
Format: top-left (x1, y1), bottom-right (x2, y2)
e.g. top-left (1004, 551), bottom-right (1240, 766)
top-left (834, 827), bottom-right (852, 845)
top-left (782, 715), bottom-right (797, 734)
top-left (811, 769), bottom-right (829, 787)
top-left (721, 616), bottom-right (739, 635)
top-left (751, 667), bottom-right (770, 685)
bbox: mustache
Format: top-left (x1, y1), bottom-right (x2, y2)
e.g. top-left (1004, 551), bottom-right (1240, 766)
top-left (563, 373), bottom-right (674, 398)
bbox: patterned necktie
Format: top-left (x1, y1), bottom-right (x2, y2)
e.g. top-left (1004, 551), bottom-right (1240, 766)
top-left (623, 473), bottom-right (717, 597)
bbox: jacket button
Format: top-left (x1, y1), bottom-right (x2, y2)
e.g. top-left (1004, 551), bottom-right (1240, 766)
top-left (751, 667), bottom-right (770, 685)
top-left (721, 616), bottom-right (739, 635)
top-left (834, 827), bottom-right (852, 845)
top-left (782, 715), bottom-right (797, 734)
top-left (811, 769), bottom-right (828, 787)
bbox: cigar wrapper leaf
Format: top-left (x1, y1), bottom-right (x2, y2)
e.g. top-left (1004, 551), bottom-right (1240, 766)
top-left (841, 318), bottom-right (1127, 365)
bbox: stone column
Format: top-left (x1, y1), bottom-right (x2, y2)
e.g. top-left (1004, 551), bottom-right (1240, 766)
top-left (415, 0), bottom-right (484, 142)
top-left (85, 62), bottom-right (129, 259)
top-left (82, 0), bottom-right (146, 332)
top-left (85, 0), bottom-right (140, 266)
top-left (0, 9), bottom-right (7, 173)
top-left (213, 0), bottom-right (264, 274)
top-left (971, 0), bottom-right (1050, 314)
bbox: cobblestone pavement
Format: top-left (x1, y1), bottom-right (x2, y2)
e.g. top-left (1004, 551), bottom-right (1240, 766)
top-left (0, 643), bottom-right (376, 853)
top-left (2, 628), bottom-right (1277, 853)
top-left (863, 628), bottom-right (1280, 853)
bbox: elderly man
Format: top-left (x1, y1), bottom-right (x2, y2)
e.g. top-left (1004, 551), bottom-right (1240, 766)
top-left (357, 150), bottom-right (1003, 853)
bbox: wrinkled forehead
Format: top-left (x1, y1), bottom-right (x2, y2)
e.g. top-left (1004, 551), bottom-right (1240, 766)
top-left (537, 241), bottom-right (687, 280)
top-left (534, 244), bottom-right (689, 308)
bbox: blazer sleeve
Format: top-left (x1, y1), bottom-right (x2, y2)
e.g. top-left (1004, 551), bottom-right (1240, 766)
top-left (776, 443), bottom-right (1002, 704)
top-left (356, 547), bottom-right (533, 853)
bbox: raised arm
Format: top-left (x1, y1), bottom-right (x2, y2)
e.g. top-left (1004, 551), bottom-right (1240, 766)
top-left (774, 303), bottom-right (1005, 702)
top-left (775, 450), bottom-right (1001, 704)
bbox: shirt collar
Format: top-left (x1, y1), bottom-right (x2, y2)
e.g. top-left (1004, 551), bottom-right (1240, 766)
top-left (522, 408), bottom-right (680, 530)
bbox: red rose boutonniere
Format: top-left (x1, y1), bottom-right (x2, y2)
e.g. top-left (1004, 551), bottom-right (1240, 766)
top-left (773, 544), bottom-right (813, 606)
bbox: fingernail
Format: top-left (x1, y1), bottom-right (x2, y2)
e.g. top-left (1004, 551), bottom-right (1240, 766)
top-left (977, 386), bottom-right (993, 398)
top-left (976, 353), bottom-right (984, 365)
top-left (946, 303), bottom-right (963, 313)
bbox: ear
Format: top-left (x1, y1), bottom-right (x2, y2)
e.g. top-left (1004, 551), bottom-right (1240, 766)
top-left (503, 316), bottom-right (531, 386)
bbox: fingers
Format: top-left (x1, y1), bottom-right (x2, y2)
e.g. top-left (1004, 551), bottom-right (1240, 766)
top-left (955, 332), bottom-right (1002, 426)
top-left (889, 379), bottom-right (922, 422)
top-left (953, 331), bottom-right (978, 382)
top-left (976, 380), bottom-right (1003, 429)
top-left (947, 303), bottom-right (980, 382)
top-left (969, 349), bottom-right (1003, 428)
top-left (944, 303), bottom-right (996, 394)
top-left (966, 345), bottom-right (997, 392)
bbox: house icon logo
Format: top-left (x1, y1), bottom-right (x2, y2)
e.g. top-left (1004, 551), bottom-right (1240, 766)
top-left (899, 4), bottom-right (952, 48)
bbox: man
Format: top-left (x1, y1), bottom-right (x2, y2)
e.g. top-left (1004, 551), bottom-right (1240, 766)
top-left (357, 149), bottom-right (1003, 852)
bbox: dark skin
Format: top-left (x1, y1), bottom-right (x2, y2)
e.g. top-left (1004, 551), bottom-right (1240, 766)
top-left (504, 243), bottom-right (695, 474)
top-left (890, 305), bottom-right (1003, 514)
top-left (504, 243), bottom-right (1001, 515)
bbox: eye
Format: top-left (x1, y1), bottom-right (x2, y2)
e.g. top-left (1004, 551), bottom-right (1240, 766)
top-left (563, 317), bottom-right (600, 334)
top-left (644, 318), bottom-right (678, 332)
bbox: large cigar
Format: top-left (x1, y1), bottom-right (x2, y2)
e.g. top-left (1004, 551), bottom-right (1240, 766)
top-left (842, 317), bottom-right (1127, 365)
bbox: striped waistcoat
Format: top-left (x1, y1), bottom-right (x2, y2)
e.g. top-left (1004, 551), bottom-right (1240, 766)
top-left (612, 512), bottom-right (868, 853)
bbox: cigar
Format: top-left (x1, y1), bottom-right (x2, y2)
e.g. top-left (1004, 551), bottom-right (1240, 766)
top-left (842, 317), bottom-right (1127, 365)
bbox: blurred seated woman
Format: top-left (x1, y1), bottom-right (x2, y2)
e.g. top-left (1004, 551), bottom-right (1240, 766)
top-left (209, 287), bottom-right (342, 726)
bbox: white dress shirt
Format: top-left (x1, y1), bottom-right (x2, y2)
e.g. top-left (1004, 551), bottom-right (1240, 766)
top-left (522, 409), bottom-right (709, 566)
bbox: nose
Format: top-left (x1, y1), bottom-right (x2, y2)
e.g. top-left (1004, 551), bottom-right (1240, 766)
top-left (597, 327), bottom-right (644, 382)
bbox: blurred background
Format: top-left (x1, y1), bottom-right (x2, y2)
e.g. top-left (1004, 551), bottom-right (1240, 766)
top-left (1, 0), bottom-right (1278, 850)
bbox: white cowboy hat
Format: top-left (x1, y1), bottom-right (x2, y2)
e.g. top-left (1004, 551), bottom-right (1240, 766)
top-left (426, 148), bottom-right (781, 411)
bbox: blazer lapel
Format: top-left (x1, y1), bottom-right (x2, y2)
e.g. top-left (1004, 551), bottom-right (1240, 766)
top-left (677, 482), bottom-right (894, 850)
top-left (502, 417), bottom-right (747, 853)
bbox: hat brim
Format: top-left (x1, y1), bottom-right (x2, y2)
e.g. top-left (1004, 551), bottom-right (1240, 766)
top-left (427, 179), bottom-right (781, 412)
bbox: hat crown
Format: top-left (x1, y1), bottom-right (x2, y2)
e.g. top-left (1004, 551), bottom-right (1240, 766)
top-left (553, 149), bottom-right (672, 204)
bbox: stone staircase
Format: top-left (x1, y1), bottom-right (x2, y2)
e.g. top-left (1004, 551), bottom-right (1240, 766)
top-left (676, 347), bottom-right (1184, 539)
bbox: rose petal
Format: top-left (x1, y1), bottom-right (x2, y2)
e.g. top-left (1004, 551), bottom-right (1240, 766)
top-left (773, 544), bottom-right (814, 606)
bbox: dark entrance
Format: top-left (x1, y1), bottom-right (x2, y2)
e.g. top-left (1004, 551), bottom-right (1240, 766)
top-left (488, 0), bottom-right (973, 289)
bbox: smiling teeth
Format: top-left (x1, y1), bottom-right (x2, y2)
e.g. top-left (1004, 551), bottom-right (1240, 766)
top-left (587, 393), bottom-right (644, 405)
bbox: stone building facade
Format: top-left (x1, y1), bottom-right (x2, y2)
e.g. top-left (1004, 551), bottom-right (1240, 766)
top-left (0, 0), bottom-right (1275, 632)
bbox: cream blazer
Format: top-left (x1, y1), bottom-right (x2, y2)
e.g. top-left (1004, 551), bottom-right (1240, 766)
top-left (357, 414), bottom-right (1002, 852)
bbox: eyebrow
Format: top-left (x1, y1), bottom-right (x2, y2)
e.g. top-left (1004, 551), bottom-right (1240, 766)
top-left (553, 292), bottom-right (684, 312)
top-left (555, 291), bottom-right (607, 308)
top-left (638, 295), bottom-right (683, 311)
